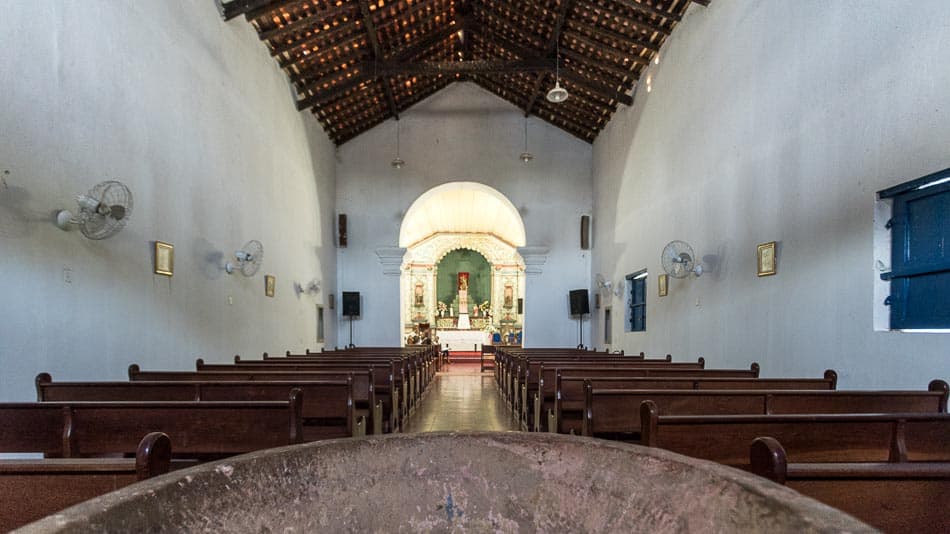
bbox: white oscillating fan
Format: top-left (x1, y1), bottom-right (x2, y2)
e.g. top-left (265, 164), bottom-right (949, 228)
top-left (661, 240), bottom-right (704, 278)
top-left (55, 180), bottom-right (133, 239)
top-left (225, 240), bottom-right (264, 276)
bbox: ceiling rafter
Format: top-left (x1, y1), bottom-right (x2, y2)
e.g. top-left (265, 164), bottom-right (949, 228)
top-left (358, 0), bottom-right (400, 119)
top-left (228, 0), bottom-right (706, 144)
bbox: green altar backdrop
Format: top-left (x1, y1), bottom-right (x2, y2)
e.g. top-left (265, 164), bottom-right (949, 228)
top-left (437, 249), bottom-right (490, 309)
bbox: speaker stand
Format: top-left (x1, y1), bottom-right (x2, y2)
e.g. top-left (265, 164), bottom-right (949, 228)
top-left (576, 313), bottom-right (586, 349)
top-left (347, 315), bottom-right (355, 348)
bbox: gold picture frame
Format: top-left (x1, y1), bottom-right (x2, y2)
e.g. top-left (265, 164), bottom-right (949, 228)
top-left (757, 241), bottom-right (777, 277)
top-left (154, 241), bottom-right (174, 276)
top-left (265, 275), bottom-right (276, 297)
top-left (658, 273), bottom-right (668, 297)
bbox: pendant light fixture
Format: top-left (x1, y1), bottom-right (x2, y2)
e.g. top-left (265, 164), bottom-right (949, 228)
top-left (391, 119), bottom-right (405, 169)
top-left (546, 39), bottom-right (569, 104)
top-left (519, 116), bottom-right (534, 164)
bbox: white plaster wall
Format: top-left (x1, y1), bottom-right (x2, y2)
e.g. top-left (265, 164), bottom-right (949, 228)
top-left (0, 1), bottom-right (337, 400)
top-left (336, 83), bottom-right (592, 347)
top-left (592, 1), bottom-right (950, 388)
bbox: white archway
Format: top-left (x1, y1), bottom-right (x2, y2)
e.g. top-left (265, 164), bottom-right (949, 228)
top-left (399, 182), bottom-right (527, 249)
top-left (399, 183), bottom-right (527, 346)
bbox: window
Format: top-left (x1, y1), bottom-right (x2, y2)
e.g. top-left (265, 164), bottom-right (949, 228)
top-left (878, 168), bottom-right (950, 330)
top-left (626, 270), bottom-right (647, 332)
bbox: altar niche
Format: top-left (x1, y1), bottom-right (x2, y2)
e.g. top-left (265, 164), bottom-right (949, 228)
top-left (437, 249), bottom-right (490, 330)
top-left (400, 233), bottom-right (525, 348)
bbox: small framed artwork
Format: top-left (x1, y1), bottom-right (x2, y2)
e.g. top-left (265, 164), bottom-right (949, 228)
top-left (757, 241), bottom-right (777, 277)
top-left (658, 273), bottom-right (668, 297)
top-left (264, 274), bottom-right (276, 297)
top-left (154, 241), bottom-right (174, 276)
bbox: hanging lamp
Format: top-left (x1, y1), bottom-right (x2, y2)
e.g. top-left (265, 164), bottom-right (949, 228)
top-left (519, 116), bottom-right (534, 163)
top-left (546, 39), bottom-right (569, 103)
top-left (391, 119), bottom-right (405, 169)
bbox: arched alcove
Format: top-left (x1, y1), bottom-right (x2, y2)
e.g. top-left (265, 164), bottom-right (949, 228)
top-left (400, 183), bottom-right (527, 347)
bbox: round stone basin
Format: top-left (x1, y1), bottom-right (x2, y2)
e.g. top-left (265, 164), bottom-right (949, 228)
top-left (20, 432), bottom-right (874, 533)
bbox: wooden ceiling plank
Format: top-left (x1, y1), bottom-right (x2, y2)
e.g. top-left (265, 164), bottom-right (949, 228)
top-left (358, 0), bottom-right (400, 119)
top-left (271, 20), bottom-right (359, 59)
top-left (612, 0), bottom-right (682, 22)
top-left (260, 2), bottom-right (358, 43)
top-left (574, 0), bottom-right (669, 36)
top-left (365, 58), bottom-right (556, 76)
top-left (566, 16), bottom-right (660, 52)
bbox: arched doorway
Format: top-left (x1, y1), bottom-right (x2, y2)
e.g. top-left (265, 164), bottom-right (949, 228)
top-left (399, 183), bottom-right (526, 349)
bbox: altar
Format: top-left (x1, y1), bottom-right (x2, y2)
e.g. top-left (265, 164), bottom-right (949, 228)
top-left (439, 329), bottom-right (491, 352)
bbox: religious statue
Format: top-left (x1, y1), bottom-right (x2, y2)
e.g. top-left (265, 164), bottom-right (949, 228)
top-left (457, 273), bottom-right (470, 314)
top-left (414, 282), bottom-right (424, 307)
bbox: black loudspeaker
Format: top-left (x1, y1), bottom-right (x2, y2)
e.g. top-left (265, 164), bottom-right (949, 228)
top-left (580, 215), bottom-right (590, 250)
top-left (338, 214), bottom-right (347, 248)
top-left (517, 298), bottom-right (524, 315)
top-left (342, 291), bottom-right (360, 316)
top-left (569, 289), bottom-right (590, 316)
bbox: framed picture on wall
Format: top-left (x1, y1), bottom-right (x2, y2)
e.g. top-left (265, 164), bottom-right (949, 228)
top-left (154, 241), bottom-right (174, 276)
top-left (658, 273), bottom-right (668, 297)
top-left (757, 241), bottom-right (777, 277)
top-left (265, 275), bottom-right (276, 297)
top-left (328, 293), bottom-right (335, 310)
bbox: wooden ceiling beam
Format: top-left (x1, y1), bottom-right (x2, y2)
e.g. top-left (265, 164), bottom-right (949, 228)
top-left (476, 73), bottom-right (595, 140)
top-left (612, 0), bottom-right (682, 23)
top-left (217, 0), bottom-right (289, 21)
top-left (358, 0), bottom-right (400, 119)
top-left (259, 2), bottom-right (358, 43)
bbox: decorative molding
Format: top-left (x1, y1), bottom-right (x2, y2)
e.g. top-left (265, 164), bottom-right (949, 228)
top-left (375, 246), bottom-right (407, 276)
top-left (518, 245), bottom-right (550, 276)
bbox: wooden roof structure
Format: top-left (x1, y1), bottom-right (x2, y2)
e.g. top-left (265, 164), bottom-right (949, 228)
top-left (218, 0), bottom-right (709, 145)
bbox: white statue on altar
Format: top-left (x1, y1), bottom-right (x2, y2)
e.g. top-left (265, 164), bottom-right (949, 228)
top-left (457, 272), bottom-right (471, 329)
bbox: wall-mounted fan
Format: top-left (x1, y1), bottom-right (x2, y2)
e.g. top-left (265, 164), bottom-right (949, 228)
top-left (595, 273), bottom-right (622, 297)
top-left (661, 240), bottom-right (704, 278)
top-left (225, 240), bottom-right (264, 276)
top-left (55, 180), bottom-right (133, 239)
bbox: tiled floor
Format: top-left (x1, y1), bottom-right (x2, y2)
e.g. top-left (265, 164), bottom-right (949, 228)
top-left (403, 364), bottom-right (520, 433)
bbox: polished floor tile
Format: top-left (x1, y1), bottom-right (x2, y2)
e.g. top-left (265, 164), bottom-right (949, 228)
top-left (403, 364), bottom-right (519, 433)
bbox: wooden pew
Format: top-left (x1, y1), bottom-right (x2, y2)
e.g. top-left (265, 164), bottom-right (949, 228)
top-left (0, 392), bottom-right (304, 458)
top-left (36, 374), bottom-right (357, 440)
top-left (549, 371), bottom-right (838, 434)
top-left (521, 361), bottom-right (758, 431)
top-left (519, 356), bottom-right (699, 425)
top-left (635, 400), bottom-right (950, 468)
top-left (131, 364), bottom-right (392, 433)
top-left (230, 356), bottom-right (410, 423)
top-left (0, 432), bottom-right (172, 532)
top-left (583, 380), bottom-right (949, 441)
top-left (750, 436), bottom-right (950, 533)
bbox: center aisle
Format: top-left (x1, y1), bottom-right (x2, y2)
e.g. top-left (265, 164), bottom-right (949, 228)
top-left (403, 363), bottom-right (519, 433)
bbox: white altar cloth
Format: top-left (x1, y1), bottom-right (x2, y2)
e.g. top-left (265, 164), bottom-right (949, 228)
top-left (439, 329), bottom-right (490, 352)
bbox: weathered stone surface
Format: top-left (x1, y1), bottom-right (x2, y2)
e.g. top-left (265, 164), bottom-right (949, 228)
top-left (19, 432), bottom-right (876, 533)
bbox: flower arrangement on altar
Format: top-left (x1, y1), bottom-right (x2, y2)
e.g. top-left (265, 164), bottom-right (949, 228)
top-left (480, 300), bottom-right (491, 316)
top-left (436, 301), bottom-right (447, 316)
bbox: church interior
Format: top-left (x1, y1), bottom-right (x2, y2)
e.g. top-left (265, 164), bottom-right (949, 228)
top-left (1, 0), bottom-right (949, 531)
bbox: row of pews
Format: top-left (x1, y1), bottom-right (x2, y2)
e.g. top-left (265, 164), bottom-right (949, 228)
top-left (494, 347), bottom-right (950, 532)
top-left (0, 345), bottom-right (440, 531)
